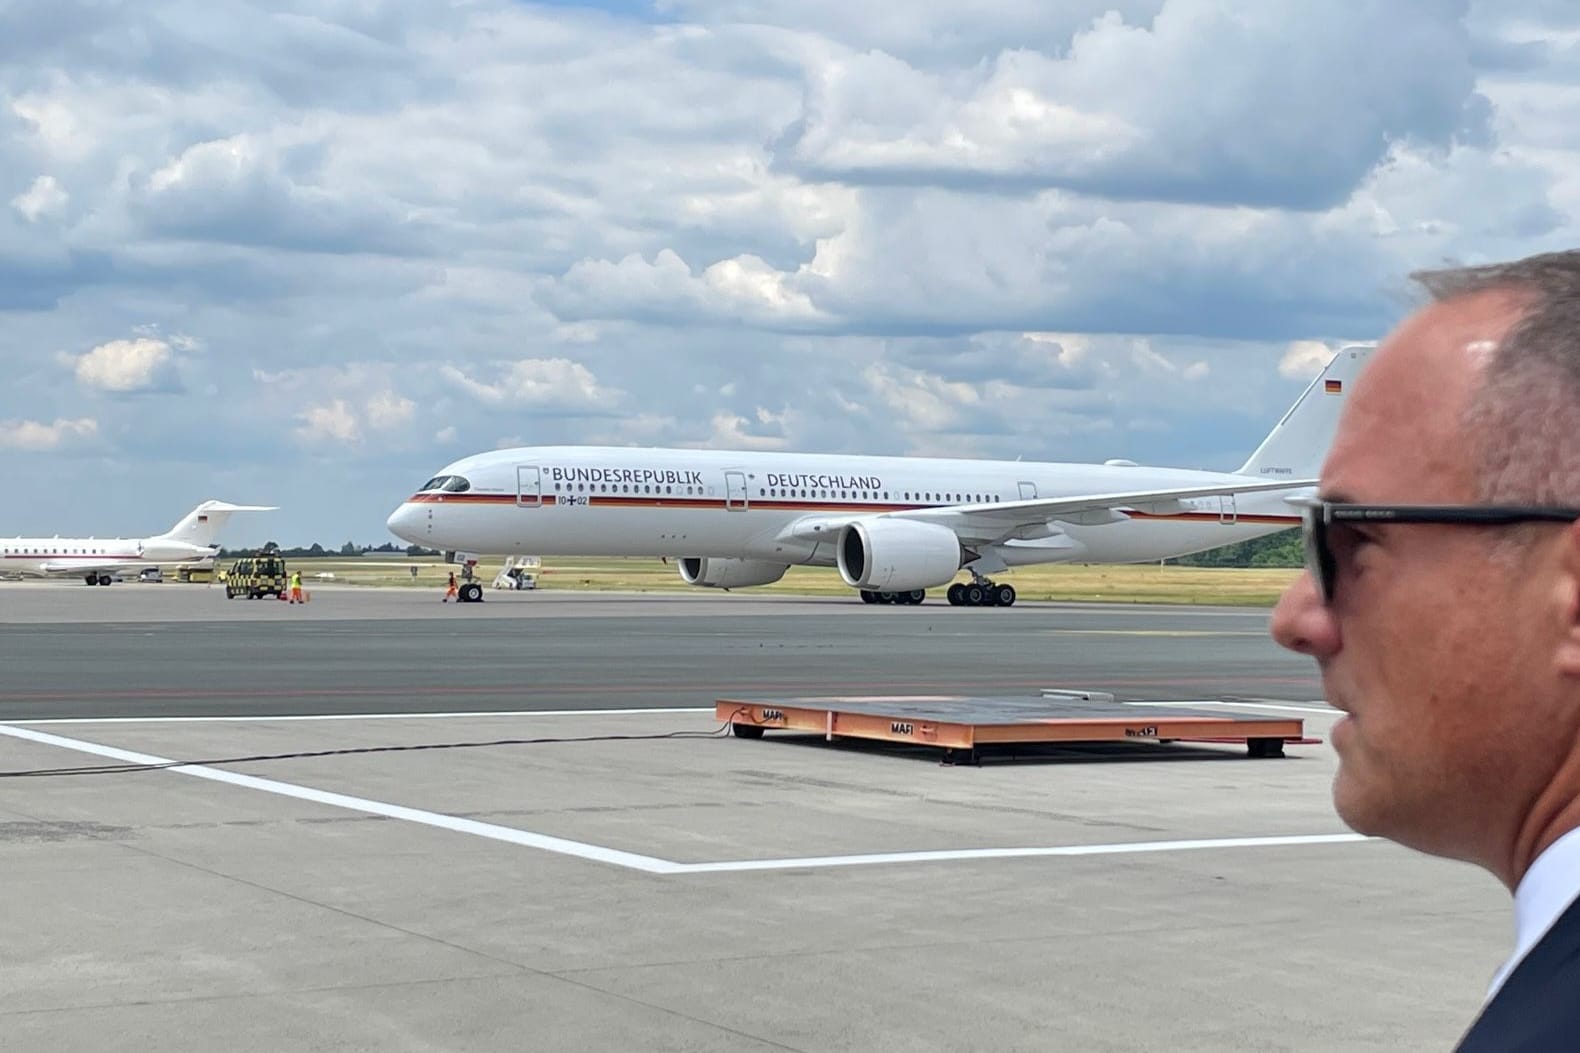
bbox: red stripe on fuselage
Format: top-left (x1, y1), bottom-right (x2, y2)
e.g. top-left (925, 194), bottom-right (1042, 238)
top-left (401, 492), bottom-right (1300, 525)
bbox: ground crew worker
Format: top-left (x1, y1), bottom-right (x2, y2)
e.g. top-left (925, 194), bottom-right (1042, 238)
top-left (288, 569), bottom-right (304, 605)
top-left (443, 571), bottom-right (458, 603)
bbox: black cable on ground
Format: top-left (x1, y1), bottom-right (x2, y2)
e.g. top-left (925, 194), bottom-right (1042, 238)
top-left (0, 712), bottom-right (749, 779)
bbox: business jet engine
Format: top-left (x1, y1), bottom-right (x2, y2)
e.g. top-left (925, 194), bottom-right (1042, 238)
top-left (837, 519), bottom-right (962, 592)
top-left (678, 557), bottom-right (790, 590)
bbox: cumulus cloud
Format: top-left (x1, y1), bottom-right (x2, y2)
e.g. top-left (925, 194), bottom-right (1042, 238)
top-left (68, 337), bottom-right (182, 394)
top-left (295, 399), bottom-right (360, 444)
top-left (772, 1), bottom-right (1491, 208)
top-left (132, 132), bottom-right (435, 256)
top-left (681, 407), bottom-right (795, 450)
top-left (1280, 340), bottom-right (1337, 379)
top-left (288, 387), bottom-right (417, 446)
top-left (10, 175), bottom-right (67, 221)
top-left (863, 363), bottom-right (982, 431)
top-left (540, 249), bottom-right (829, 329)
top-left (0, 417), bottom-right (97, 451)
top-left (365, 390), bottom-right (416, 430)
top-left (441, 358), bottom-right (623, 412)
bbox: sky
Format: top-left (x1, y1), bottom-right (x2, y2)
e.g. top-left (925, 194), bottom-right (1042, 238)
top-left (4, 0), bottom-right (1580, 547)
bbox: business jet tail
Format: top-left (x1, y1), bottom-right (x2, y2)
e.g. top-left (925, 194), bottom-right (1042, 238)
top-left (1235, 343), bottom-right (1373, 480)
top-left (158, 500), bottom-right (277, 549)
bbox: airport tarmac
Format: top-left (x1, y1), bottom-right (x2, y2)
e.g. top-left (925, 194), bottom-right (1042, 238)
top-left (0, 582), bottom-right (1319, 720)
top-left (0, 585), bottom-right (1510, 1051)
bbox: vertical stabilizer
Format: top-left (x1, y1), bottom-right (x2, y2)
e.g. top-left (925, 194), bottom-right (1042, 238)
top-left (1236, 344), bottom-right (1374, 479)
top-left (158, 500), bottom-right (277, 548)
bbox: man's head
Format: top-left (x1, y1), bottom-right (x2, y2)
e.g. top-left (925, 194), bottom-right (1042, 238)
top-left (1271, 250), bottom-right (1580, 887)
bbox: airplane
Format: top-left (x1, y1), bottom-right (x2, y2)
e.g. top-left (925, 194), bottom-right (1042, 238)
top-left (1, 500), bottom-right (276, 585)
top-left (386, 345), bottom-right (1370, 607)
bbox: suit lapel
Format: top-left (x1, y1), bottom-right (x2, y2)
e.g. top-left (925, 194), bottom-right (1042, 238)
top-left (1455, 892), bottom-right (1580, 1051)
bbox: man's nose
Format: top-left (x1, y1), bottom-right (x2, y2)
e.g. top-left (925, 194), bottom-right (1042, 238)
top-left (1269, 571), bottom-right (1341, 659)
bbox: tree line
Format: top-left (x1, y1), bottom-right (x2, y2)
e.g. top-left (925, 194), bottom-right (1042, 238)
top-left (216, 542), bottom-right (442, 558)
top-left (219, 529), bottom-right (1303, 568)
top-left (1166, 527), bottom-right (1302, 567)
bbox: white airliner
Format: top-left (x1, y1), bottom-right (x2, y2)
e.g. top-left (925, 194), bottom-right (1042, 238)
top-left (1, 500), bottom-right (276, 585)
top-left (387, 346), bottom-right (1369, 606)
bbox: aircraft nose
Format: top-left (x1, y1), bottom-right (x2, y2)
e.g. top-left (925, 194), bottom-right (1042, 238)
top-left (386, 502), bottom-right (420, 542)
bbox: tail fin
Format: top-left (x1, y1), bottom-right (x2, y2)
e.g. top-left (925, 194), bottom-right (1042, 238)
top-left (159, 500), bottom-right (276, 548)
top-left (1236, 343), bottom-right (1374, 478)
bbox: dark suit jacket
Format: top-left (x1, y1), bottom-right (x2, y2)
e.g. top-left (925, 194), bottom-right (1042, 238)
top-left (1455, 893), bottom-right (1580, 1051)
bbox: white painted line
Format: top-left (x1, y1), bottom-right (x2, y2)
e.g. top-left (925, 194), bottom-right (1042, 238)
top-left (1139, 700), bottom-right (1336, 716)
top-left (9, 707), bottom-right (715, 726)
top-left (0, 724), bottom-right (682, 874)
top-left (0, 724), bottom-right (1372, 876)
top-left (664, 833), bottom-right (1374, 874)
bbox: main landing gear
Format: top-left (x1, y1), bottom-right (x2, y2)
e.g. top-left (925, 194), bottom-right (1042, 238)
top-left (83, 573), bottom-right (112, 586)
top-left (859, 589), bottom-right (926, 605)
top-left (946, 576), bottom-right (1015, 607)
top-left (856, 577), bottom-right (1018, 607)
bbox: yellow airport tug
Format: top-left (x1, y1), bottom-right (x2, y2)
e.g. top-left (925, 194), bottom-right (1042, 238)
top-left (222, 552), bottom-right (289, 599)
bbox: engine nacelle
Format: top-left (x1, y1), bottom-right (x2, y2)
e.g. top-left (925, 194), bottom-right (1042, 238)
top-left (837, 519), bottom-right (962, 592)
top-left (678, 557), bottom-right (790, 590)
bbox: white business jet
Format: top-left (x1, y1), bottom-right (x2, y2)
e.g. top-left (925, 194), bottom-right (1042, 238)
top-left (387, 346), bottom-right (1369, 606)
top-left (1, 500), bottom-right (276, 585)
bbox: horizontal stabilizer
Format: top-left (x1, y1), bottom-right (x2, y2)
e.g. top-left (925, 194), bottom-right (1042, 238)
top-left (160, 500), bottom-right (276, 548)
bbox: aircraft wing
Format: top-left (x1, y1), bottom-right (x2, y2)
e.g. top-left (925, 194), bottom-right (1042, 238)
top-left (893, 478), bottom-right (1316, 544)
top-left (34, 559), bottom-right (145, 576)
top-left (779, 479), bottom-right (1314, 547)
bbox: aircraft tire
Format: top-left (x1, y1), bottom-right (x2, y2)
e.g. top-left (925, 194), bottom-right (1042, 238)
top-left (965, 585), bottom-right (985, 605)
top-left (460, 582), bottom-right (484, 603)
top-left (860, 590), bottom-right (878, 604)
top-left (84, 574), bottom-right (96, 586)
top-left (906, 589), bottom-right (926, 604)
top-left (947, 584), bottom-right (965, 606)
top-left (995, 584), bottom-right (1016, 607)
top-left (97, 575), bottom-right (112, 586)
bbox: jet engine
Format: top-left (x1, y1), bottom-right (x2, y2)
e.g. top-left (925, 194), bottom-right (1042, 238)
top-left (837, 519), bottom-right (962, 592)
top-left (678, 557), bottom-right (791, 589)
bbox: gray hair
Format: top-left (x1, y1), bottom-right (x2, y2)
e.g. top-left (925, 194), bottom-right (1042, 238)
top-left (1410, 250), bottom-right (1580, 508)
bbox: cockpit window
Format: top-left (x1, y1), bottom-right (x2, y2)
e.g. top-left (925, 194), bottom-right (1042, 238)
top-left (419, 475), bottom-right (471, 493)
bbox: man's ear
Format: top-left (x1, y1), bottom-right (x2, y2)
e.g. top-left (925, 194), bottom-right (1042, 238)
top-left (1553, 520), bottom-right (1580, 679)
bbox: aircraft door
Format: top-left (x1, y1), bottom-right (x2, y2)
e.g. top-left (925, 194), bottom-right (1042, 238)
top-left (1219, 494), bottom-right (1237, 524)
top-left (725, 470), bottom-right (749, 510)
top-left (1018, 481), bottom-right (1038, 500)
top-left (516, 466), bottom-right (542, 507)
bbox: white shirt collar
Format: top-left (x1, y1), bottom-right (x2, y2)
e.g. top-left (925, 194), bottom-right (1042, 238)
top-left (1486, 824), bottom-right (1580, 1001)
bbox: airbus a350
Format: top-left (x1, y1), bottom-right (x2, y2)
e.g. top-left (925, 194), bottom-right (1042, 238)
top-left (386, 347), bottom-right (1367, 607)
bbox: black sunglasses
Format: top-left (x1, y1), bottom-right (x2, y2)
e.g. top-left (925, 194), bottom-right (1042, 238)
top-left (1302, 501), bottom-right (1580, 603)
